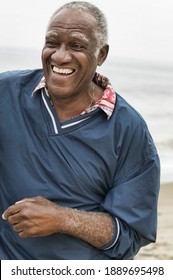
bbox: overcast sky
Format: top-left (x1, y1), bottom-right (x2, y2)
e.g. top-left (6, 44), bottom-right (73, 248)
top-left (0, 0), bottom-right (172, 64)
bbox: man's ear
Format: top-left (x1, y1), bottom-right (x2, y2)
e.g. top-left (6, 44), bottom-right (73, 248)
top-left (97, 44), bottom-right (109, 66)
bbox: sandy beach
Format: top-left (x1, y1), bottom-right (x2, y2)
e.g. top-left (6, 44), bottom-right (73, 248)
top-left (135, 182), bottom-right (173, 260)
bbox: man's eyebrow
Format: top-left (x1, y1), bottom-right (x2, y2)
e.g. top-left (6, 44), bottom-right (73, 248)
top-left (45, 31), bottom-right (89, 43)
top-left (69, 33), bottom-right (89, 43)
top-left (45, 31), bottom-right (59, 39)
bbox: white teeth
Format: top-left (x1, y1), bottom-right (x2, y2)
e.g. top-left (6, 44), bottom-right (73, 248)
top-left (53, 66), bottom-right (73, 75)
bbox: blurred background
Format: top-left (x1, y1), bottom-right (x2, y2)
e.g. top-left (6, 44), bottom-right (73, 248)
top-left (0, 0), bottom-right (173, 259)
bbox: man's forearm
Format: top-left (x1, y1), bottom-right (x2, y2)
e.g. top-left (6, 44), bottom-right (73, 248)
top-left (58, 207), bottom-right (114, 248)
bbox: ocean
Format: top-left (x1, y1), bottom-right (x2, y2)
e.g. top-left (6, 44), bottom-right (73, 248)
top-left (1, 47), bottom-right (173, 184)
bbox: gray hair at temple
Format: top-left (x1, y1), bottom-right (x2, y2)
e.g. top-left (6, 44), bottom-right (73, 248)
top-left (49, 1), bottom-right (108, 49)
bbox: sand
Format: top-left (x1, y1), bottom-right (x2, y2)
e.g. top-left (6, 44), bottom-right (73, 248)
top-left (135, 183), bottom-right (173, 260)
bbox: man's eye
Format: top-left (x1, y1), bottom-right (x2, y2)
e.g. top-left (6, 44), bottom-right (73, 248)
top-left (46, 41), bottom-right (59, 48)
top-left (71, 43), bottom-right (84, 50)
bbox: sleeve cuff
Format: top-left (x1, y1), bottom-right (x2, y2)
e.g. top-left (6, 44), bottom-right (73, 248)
top-left (100, 217), bottom-right (120, 251)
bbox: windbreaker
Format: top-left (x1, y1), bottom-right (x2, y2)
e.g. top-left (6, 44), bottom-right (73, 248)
top-left (0, 69), bottom-right (160, 259)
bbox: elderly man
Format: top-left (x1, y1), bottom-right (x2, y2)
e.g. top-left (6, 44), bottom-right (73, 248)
top-left (0, 1), bottom-right (160, 260)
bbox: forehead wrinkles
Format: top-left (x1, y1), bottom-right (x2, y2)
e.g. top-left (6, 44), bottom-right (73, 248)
top-left (48, 20), bottom-right (93, 33)
top-left (47, 16), bottom-right (97, 39)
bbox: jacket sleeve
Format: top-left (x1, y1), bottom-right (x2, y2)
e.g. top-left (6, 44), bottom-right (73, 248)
top-left (100, 115), bottom-right (160, 259)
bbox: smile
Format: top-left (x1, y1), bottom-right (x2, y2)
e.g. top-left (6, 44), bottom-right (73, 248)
top-left (52, 66), bottom-right (75, 75)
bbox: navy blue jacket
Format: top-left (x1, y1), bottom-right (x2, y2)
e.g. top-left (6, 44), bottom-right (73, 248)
top-left (0, 69), bottom-right (160, 259)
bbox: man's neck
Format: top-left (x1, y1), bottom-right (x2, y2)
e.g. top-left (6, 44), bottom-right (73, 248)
top-left (49, 83), bottom-right (103, 122)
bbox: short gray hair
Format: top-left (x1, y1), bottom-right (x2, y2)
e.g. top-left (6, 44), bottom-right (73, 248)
top-left (49, 1), bottom-right (108, 48)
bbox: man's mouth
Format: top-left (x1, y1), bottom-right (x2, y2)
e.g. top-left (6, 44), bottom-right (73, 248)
top-left (52, 66), bottom-right (75, 75)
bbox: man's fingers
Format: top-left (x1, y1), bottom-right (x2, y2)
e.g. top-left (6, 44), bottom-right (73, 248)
top-left (2, 198), bottom-right (37, 220)
top-left (2, 205), bottom-right (20, 220)
top-left (8, 213), bottom-right (21, 225)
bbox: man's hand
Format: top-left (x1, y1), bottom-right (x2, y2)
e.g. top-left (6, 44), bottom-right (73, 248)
top-left (2, 196), bottom-right (64, 238)
top-left (2, 196), bottom-right (114, 248)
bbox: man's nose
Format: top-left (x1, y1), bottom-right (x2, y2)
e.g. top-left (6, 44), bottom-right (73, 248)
top-left (51, 45), bottom-right (72, 64)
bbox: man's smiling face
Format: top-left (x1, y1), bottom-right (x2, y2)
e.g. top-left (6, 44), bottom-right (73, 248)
top-left (41, 8), bottom-right (107, 101)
